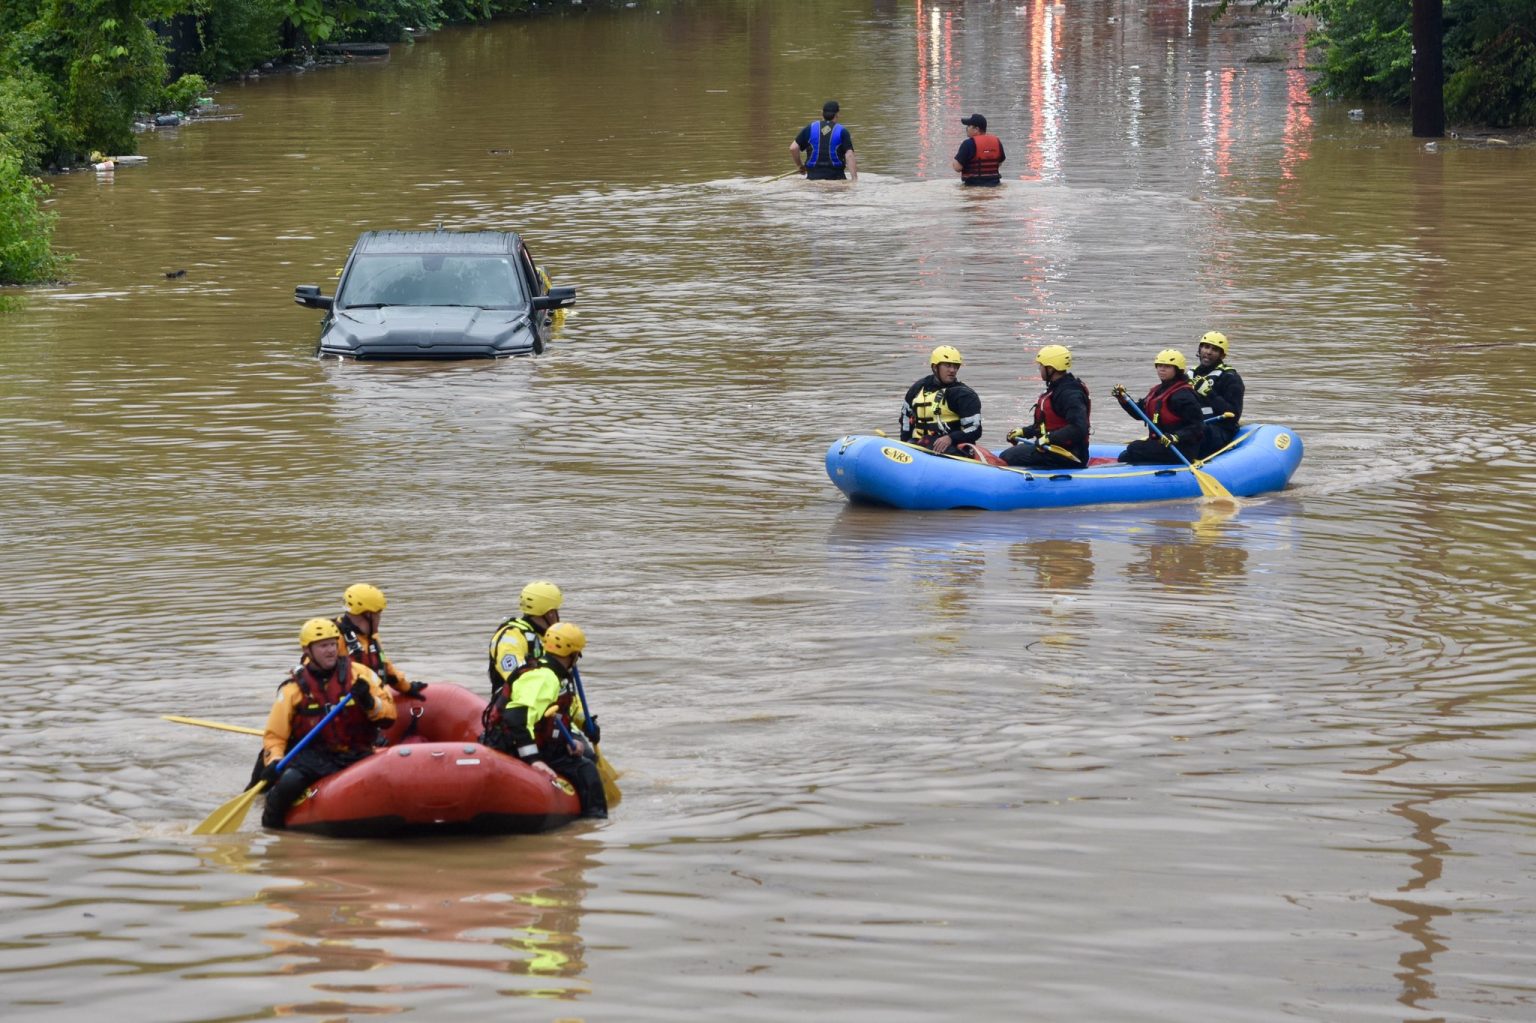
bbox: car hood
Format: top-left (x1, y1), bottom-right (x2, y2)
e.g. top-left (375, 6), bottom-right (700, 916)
top-left (319, 307), bottom-right (538, 359)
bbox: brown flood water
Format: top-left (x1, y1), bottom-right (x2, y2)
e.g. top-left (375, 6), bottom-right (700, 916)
top-left (3, 1), bottom-right (1536, 1020)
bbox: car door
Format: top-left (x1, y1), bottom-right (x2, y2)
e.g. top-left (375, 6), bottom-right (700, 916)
top-left (517, 244), bottom-right (551, 341)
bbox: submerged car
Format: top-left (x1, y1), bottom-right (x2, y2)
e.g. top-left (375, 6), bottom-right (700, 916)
top-left (294, 230), bottom-right (576, 359)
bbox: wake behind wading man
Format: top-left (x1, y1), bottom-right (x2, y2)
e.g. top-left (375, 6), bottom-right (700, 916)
top-left (791, 100), bottom-right (858, 182)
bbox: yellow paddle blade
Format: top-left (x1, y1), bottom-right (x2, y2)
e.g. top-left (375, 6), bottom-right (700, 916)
top-left (163, 715), bottom-right (263, 737)
top-left (1192, 467), bottom-right (1239, 506)
top-left (193, 781), bottom-right (267, 835)
top-left (594, 747), bottom-right (622, 807)
top-left (1042, 443), bottom-right (1082, 464)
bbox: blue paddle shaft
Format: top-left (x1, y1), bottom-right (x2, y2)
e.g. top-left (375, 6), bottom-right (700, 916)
top-left (553, 714), bottom-right (581, 750)
top-left (571, 666), bottom-right (597, 738)
top-left (271, 692), bottom-right (354, 775)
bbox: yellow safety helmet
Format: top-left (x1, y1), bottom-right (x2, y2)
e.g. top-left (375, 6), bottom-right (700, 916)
top-left (519, 580), bottom-right (563, 617)
top-left (343, 583), bottom-right (387, 614)
top-left (1036, 344), bottom-right (1071, 372)
top-left (543, 622), bottom-right (586, 658)
top-left (299, 617), bottom-right (342, 649)
top-left (1199, 330), bottom-right (1229, 354)
top-left (1154, 348), bottom-right (1187, 371)
top-left (929, 345), bottom-right (963, 368)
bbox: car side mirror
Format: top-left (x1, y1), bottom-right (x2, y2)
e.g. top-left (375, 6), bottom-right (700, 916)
top-left (294, 285), bottom-right (334, 310)
top-left (530, 285), bottom-right (576, 311)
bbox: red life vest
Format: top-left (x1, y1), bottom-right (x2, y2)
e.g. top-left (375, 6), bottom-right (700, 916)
top-left (289, 659), bottom-right (375, 752)
top-left (1034, 378), bottom-right (1091, 434)
top-left (964, 133), bottom-right (1003, 179)
top-left (1142, 379), bottom-right (1192, 430)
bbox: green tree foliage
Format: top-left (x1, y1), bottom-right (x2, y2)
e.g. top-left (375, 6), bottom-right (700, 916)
top-left (1300, 0), bottom-right (1412, 104)
top-left (178, 1), bottom-right (290, 82)
top-left (163, 72), bottom-right (209, 113)
top-left (1444, 7), bottom-right (1536, 126)
top-left (1299, 0), bottom-right (1536, 126)
top-left (0, 64), bottom-right (60, 172)
top-left (0, 148), bottom-right (67, 285)
top-left (1, 0), bottom-right (188, 166)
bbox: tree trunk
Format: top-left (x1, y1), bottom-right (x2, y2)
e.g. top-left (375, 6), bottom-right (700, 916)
top-left (1411, 0), bottom-right (1445, 138)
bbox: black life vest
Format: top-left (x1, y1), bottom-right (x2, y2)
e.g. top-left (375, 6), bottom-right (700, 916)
top-left (335, 615), bottom-right (386, 676)
top-left (1191, 363), bottom-right (1237, 419)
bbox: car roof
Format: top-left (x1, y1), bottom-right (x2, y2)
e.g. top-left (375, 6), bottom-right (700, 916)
top-left (353, 230), bottom-right (525, 255)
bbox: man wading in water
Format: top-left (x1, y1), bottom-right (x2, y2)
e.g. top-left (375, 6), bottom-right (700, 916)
top-left (791, 100), bottom-right (858, 182)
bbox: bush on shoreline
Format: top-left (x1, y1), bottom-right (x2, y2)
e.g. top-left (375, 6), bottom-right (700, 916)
top-left (0, 148), bottom-right (67, 287)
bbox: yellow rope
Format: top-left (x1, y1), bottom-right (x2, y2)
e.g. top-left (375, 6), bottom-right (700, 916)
top-left (874, 428), bottom-right (1257, 483)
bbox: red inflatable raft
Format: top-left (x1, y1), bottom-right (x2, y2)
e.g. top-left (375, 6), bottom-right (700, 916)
top-left (280, 682), bottom-right (581, 837)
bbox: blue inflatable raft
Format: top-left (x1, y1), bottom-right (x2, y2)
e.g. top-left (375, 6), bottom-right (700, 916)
top-left (825, 424), bottom-right (1303, 511)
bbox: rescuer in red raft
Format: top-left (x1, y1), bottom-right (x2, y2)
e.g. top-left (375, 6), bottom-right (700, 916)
top-left (259, 618), bottom-right (396, 829)
top-left (999, 344), bottom-right (1091, 469)
top-left (951, 112), bottom-right (1006, 186)
top-left (333, 583), bottom-right (426, 700)
top-left (1112, 349), bottom-right (1205, 465)
top-left (480, 621), bottom-right (607, 820)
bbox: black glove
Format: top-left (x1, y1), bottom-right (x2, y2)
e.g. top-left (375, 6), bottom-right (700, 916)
top-left (1160, 433), bottom-right (1177, 448)
top-left (349, 677), bottom-right (375, 711)
top-left (406, 681), bottom-right (428, 698)
top-left (585, 719), bottom-right (601, 746)
top-left (261, 762), bottom-right (282, 786)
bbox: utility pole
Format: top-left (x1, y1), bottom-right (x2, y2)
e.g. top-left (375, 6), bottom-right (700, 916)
top-left (1412, 0), bottom-right (1445, 137)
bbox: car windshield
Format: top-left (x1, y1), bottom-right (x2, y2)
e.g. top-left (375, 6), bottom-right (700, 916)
top-left (337, 253), bottom-right (527, 309)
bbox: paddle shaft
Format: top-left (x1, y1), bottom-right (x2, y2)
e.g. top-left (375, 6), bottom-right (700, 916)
top-left (571, 665), bottom-right (597, 739)
top-left (552, 714), bottom-right (587, 755)
top-left (1121, 393), bottom-right (1200, 472)
top-left (559, 672), bottom-right (623, 807)
top-left (271, 692), bottom-right (355, 775)
top-left (164, 715), bottom-right (263, 737)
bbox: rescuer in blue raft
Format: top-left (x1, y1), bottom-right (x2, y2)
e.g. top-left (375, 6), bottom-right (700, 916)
top-left (1000, 345), bottom-right (1091, 469)
top-left (1112, 349), bottom-right (1205, 465)
top-left (1189, 330), bottom-right (1245, 458)
top-left (900, 345), bottom-right (983, 457)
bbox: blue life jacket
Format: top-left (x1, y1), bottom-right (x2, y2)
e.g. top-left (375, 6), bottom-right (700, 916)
top-left (806, 121), bottom-right (846, 168)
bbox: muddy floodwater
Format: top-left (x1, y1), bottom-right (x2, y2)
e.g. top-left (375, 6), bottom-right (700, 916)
top-left (3, 1), bottom-right (1536, 1020)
